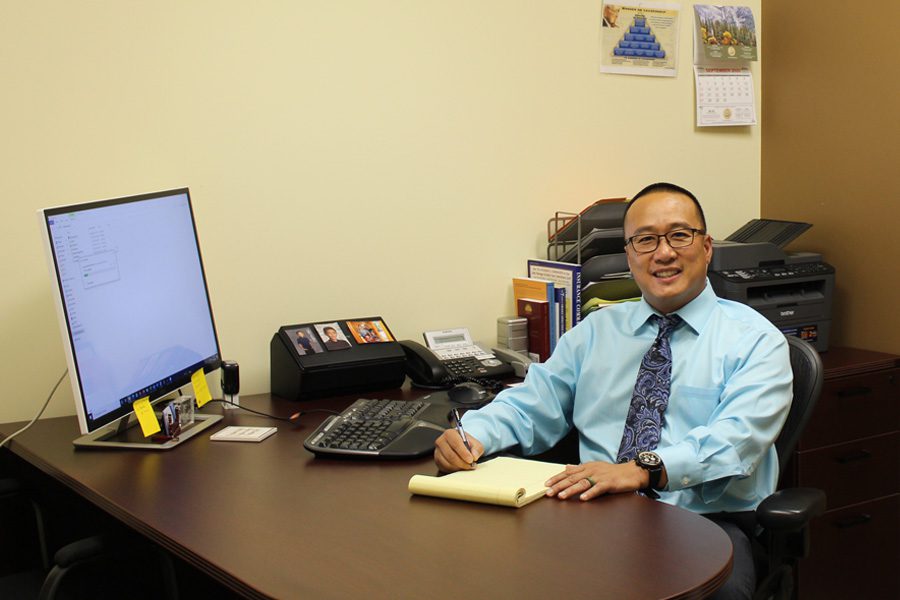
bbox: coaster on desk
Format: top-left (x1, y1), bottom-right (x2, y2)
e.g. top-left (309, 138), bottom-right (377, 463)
top-left (210, 426), bottom-right (277, 443)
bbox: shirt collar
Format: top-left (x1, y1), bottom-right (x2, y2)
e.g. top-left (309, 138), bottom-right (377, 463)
top-left (629, 278), bottom-right (716, 335)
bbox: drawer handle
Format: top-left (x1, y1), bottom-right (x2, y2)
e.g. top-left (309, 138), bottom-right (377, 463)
top-left (836, 386), bottom-right (872, 398)
top-left (835, 449), bottom-right (873, 464)
top-left (833, 513), bottom-right (872, 529)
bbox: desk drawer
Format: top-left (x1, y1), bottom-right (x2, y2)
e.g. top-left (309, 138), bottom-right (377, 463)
top-left (796, 432), bottom-right (899, 509)
top-left (800, 369), bottom-right (900, 450)
top-left (798, 494), bottom-right (900, 600)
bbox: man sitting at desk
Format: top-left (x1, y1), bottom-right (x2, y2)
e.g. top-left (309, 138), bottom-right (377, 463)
top-left (434, 182), bottom-right (792, 600)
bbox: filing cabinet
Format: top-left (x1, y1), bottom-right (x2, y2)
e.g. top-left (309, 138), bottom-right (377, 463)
top-left (785, 347), bottom-right (900, 600)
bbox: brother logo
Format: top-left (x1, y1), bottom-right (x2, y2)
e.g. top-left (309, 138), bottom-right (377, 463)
top-left (780, 309), bottom-right (795, 317)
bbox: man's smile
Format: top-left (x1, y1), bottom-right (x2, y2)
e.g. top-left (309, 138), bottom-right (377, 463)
top-left (653, 268), bottom-right (682, 279)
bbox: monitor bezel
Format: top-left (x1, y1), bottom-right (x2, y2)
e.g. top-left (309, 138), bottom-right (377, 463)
top-left (38, 187), bottom-right (223, 438)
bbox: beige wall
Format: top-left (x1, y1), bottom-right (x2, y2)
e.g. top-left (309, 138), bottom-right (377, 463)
top-left (0, 1), bottom-right (762, 424)
top-left (761, 1), bottom-right (900, 353)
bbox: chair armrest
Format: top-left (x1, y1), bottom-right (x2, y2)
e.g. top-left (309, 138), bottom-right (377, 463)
top-left (756, 487), bottom-right (826, 532)
top-left (40, 533), bottom-right (179, 600)
top-left (53, 534), bottom-right (112, 568)
top-left (39, 536), bottom-right (115, 600)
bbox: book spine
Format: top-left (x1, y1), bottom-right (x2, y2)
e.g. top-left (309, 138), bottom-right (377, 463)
top-left (546, 282), bottom-right (556, 353)
top-left (573, 267), bottom-right (582, 326)
top-left (555, 287), bottom-right (566, 343)
top-left (516, 298), bottom-right (550, 362)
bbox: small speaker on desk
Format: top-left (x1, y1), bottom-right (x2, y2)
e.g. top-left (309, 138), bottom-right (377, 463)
top-left (497, 316), bottom-right (528, 352)
top-left (221, 360), bottom-right (240, 409)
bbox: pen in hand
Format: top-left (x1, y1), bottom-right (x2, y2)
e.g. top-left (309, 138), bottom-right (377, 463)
top-left (451, 408), bottom-right (476, 468)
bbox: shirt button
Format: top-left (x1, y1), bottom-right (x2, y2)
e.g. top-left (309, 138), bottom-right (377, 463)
top-left (681, 476), bottom-right (690, 486)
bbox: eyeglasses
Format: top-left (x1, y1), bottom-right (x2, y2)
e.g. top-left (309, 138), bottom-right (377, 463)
top-left (625, 228), bottom-right (705, 254)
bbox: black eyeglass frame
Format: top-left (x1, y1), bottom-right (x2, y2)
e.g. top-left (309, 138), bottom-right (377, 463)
top-left (624, 228), bottom-right (706, 254)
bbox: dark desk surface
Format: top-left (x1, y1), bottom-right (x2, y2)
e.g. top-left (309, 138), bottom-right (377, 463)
top-left (2, 391), bottom-right (732, 600)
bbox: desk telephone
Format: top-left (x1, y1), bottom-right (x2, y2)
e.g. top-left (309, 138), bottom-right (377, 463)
top-left (399, 327), bottom-right (532, 388)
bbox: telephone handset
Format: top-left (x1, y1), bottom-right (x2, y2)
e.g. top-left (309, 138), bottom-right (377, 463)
top-left (399, 327), bottom-right (519, 388)
top-left (490, 346), bottom-right (534, 378)
top-left (399, 340), bottom-right (453, 388)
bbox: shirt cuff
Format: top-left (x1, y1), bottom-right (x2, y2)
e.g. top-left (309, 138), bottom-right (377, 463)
top-left (656, 441), bottom-right (748, 494)
top-left (655, 444), bottom-right (700, 491)
top-left (460, 412), bottom-right (500, 455)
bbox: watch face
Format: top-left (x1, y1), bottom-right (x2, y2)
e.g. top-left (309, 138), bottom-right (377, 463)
top-left (638, 451), bottom-right (662, 467)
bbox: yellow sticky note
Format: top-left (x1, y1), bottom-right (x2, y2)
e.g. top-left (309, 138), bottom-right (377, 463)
top-left (133, 397), bottom-right (161, 437)
top-left (191, 368), bottom-right (213, 408)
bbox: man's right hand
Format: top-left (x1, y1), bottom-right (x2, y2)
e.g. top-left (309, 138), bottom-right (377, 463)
top-left (434, 429), bottom-right (484, 472)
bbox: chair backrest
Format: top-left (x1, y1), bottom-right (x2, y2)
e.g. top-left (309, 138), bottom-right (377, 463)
top-left (775, 336), bottom-right (824, 472)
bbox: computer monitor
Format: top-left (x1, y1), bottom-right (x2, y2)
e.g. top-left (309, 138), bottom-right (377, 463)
top-left (38, 188), bottom-right (223, 449)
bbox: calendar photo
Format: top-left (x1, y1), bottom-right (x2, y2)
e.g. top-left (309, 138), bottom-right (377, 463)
top-left (693, 5), bottom-right (758, 64)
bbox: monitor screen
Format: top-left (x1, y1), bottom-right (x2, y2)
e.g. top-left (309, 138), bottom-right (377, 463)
top-left (39, 188), bottom-right (222, 440)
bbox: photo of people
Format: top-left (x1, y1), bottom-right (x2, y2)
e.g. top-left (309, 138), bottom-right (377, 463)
top-left (602, 3), bottom-right (619, 27)
top-left (315, 322), bottom-right (352, 351)
top-left (287, 326), bottom-right (323, 356)
top-left (347, 320), bottom-right (395, 344)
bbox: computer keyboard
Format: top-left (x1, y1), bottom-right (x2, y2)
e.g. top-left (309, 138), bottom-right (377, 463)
top-left (303, 398), bottom-right (449, 459)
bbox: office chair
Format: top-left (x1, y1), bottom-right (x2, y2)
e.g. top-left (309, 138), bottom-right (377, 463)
top-left (752, 335), bottom-right (827, 600)
top-left (0, 477), bottom-right (50, 573)
top-left (0, 478), bottom-right (179, 600)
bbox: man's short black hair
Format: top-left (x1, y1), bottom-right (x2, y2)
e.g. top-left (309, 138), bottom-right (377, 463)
top-left (623, 182), bottom-right (707, 232)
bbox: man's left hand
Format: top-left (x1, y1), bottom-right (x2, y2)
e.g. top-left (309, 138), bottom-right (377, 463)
top-left (545, 460), bottom-right (650, 501)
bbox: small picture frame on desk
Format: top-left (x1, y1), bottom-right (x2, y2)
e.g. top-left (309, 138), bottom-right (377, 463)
top-left (347, 319), bottom-right (395, 344)
top-left (314, 322), bottom-right (352, 351)
top-left (286, 326), bottom-right (323, 356)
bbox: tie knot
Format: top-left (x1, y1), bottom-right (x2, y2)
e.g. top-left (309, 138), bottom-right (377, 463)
top-left (652, 314), bottom-right (682, 340)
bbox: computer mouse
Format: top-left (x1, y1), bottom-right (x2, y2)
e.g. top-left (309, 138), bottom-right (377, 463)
top-left (447, 382), bottom-right (489, 406)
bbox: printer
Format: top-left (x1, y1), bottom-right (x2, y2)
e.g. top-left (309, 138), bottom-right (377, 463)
top-left (708, 219), bottom-right (835, 351)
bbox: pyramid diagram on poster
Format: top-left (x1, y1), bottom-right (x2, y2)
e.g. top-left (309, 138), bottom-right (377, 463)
top-left (613, 15), bottom-right (666, 59)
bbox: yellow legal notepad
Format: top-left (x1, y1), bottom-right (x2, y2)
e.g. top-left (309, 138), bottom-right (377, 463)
top-left (408, 456), bottom-right (566, 508)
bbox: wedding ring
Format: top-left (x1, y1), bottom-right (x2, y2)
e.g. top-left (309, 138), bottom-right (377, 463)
top-left (585, 476), bottom-right (596, 487)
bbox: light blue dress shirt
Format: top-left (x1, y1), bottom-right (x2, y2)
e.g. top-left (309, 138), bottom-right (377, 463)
top-left (463, 281), bottom-right (793, 514)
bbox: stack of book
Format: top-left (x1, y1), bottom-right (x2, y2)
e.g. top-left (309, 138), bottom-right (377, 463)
top-left (512, 259), bottom-right (584, 362)
top-left (513, 259), bottom-right (643, 361)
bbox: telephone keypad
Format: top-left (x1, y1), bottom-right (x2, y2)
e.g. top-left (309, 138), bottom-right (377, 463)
top-left (444, 357), bottom-right (482, 376)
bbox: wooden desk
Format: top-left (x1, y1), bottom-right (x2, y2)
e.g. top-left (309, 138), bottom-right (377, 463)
top-left (1, 392), bottom-right (732, 599)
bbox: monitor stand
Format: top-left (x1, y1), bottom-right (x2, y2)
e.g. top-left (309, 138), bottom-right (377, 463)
top-left (73, 412), bottom-right (223, 450)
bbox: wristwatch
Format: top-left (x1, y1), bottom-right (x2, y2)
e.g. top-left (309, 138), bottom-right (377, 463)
top-left (635, 451), bottom-right (664, 491)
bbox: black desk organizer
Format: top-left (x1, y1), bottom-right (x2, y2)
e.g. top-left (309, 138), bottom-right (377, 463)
top-left (270, 317), bottom-right (407, 400)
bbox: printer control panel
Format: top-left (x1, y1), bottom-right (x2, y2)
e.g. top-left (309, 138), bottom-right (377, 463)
top-left (715, 261), bottom-right (834, 283)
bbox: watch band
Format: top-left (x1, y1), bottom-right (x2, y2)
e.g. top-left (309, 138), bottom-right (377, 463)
top-left (645, 464), bottom-right (662, 490)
